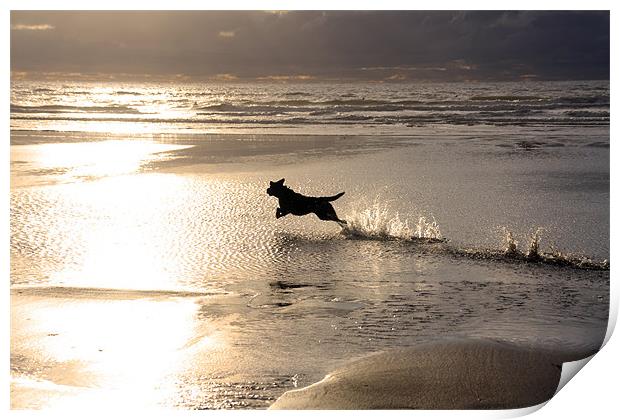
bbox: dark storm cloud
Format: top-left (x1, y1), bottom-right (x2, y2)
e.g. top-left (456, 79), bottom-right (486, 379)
top-left (10, 11), bottom-right (609, 81)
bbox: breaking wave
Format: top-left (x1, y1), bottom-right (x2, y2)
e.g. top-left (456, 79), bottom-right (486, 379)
top-left (10, 103), bottom-right (142, 114)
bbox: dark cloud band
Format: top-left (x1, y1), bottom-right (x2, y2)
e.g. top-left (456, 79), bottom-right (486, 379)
top-left (10, 11), bottom-right (610, 81)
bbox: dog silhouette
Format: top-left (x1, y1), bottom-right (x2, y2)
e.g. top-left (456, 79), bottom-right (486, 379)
top-left (267, 178), bottom-right (347, 225)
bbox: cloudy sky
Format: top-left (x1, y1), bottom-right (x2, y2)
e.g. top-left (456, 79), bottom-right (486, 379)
top-left (10, 11), bottom-right (609, 82)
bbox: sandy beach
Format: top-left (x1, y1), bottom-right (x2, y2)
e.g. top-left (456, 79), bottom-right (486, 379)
top-left (270, 339), bottom-right (592, 410)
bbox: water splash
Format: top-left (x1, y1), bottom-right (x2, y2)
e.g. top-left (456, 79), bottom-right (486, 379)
top-left (341, 208), bottom-right (606, 270)
top-left (544, 246), bottom-right (609, 270)
top-left (486, 227), bottom-right (609, 270)
top-left (414, 216), bottom-right (443, 240)
top-left (340, 201), bottom-right (443, 242)
top-left (498, 226), bottom-right (544, 258)
top-left (500, 227), bottom-right (519, 255)
top-left (526, 227), bottom-right (544, 260)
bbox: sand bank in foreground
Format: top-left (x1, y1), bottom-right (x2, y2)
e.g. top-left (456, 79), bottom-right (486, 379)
top-left (270, 339), bottom-right (590, 410)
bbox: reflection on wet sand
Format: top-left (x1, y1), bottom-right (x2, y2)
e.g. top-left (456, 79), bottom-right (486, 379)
top-left (11, 292), bottom-right (205, 408)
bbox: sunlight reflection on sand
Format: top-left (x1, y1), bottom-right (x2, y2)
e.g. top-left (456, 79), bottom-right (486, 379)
top-left (11, 293), bottom-right (218, 409)
top-left (10, 140), bottom-right (192, 186)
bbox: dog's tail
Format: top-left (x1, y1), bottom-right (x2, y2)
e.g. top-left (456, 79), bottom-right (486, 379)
top-left (322, 191), bottom-right (345, 202)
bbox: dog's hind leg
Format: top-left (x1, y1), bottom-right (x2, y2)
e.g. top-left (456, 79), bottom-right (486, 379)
top-left (315, 206), bottom-right (347, 224)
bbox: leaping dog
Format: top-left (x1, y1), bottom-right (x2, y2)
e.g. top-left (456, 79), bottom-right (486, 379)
top-left (267, 178), bottom-right (347, 225)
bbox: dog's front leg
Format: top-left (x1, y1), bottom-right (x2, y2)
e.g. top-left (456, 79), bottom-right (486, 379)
top-left (276, 208), bottom-right (287, 219)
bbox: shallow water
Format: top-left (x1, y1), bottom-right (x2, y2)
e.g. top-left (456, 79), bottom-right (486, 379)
top-left (10, 127), bottom-right (609, 409)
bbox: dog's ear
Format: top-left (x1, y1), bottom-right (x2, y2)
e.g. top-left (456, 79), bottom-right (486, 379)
top-left (276, 178), bottom-right (285, 185)
top-left (269, 181), bottom-right (275, 186)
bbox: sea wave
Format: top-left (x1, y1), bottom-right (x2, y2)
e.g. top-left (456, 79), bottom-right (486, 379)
top-left (10, 103), bottom-right (143, 114)
top-left (469, 95), bottom-right (546, 101)
top-left (10, 113), bottom-right (611, 127)
top-left (563, 110), bottom-right (610, 118)
top-left (10, 80), bottom-right (610, 131)
top-left (193, 100), bottom-right (608, 116)
top-left (115, 90), bottom-right (144, 95)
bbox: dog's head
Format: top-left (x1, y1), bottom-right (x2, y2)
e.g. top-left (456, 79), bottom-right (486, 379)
top-left (267, 178), bottom-right (286, 197)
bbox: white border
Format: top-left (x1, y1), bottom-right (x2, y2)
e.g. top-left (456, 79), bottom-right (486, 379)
top-left (3, 2), bottom-right (617, 420)
top-left (3, 1), bottom-right (618, 11)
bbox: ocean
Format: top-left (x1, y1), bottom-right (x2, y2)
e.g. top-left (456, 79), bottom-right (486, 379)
top-left (10, 79), bottom-right (610, 409)
top-left (10, 79), bottom-right (610, 135)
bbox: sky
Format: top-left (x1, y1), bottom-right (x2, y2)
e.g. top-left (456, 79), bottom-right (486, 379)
top-left (10, 10), bottom-right (610, 82)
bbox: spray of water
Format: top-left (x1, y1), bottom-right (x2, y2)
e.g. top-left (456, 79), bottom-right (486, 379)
top-left (501, 227), bottom-right (519, 255)
top-left (494, 226), bottom-right (608, 270)
top-left (335, 202), bottom-right (605, 269)
top-left (340, 200), bottom-right (443, 241)
top-left (499, 226), bottom-right (544, 258)
top-left (414, 216), bottom-right (443, 240)
top-left (526, 227), bottom-right (544, 260)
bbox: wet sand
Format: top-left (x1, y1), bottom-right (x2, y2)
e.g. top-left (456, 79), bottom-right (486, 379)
top-left (270, 339), bottom-right (592, 410)
top-left (13, 285), bottom-right (597, 410)
top-left (11, 286), bottom-right (329, 409)
top-left (10, 287), bottom-right (211, 409)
